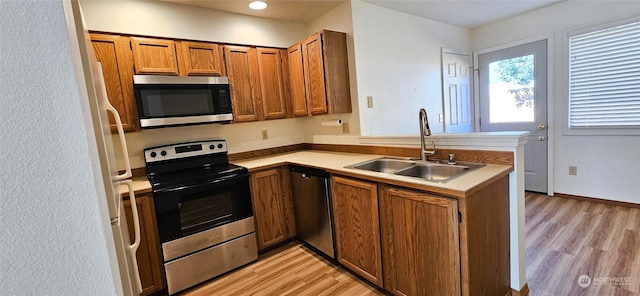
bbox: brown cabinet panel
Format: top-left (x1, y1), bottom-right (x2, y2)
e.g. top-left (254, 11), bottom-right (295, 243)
top-left (123, 194), bottom-right (165, 296)
top-left (256, 48), bottom-right (287, 120)
top-left (301, 33), bottom-right (328, 115)
top-left (176, 41), bottom-right (223, 76)
top-left (287, 43), bottom-right (308, 116)
top-left (250, 167), bottom-right (295, 250)
top-left (331, 176), bottom-right (383, 287)
top-left (320, 30), bottom-right (352, 114)
top-left (90, 33), bottom-right (138, 132)
top-left (224, 45), bottom-right (261, 122)
top-left (379, 185), bottom-right (461, 296)
top-left (131, 37), bottom-right (179, 75)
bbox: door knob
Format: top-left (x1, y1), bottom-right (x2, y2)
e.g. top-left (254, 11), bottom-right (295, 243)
top-left (538, 136), bottom-right (546, 141)
top-left (538, 124), bottom-right (546, 130)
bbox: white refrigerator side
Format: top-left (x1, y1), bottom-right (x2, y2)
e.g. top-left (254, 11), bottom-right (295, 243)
top-left (63, 1), bottom-right (142, 295)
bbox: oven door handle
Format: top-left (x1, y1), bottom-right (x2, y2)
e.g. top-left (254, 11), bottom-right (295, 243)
top-left (153, 172), bottom-right (248, 194)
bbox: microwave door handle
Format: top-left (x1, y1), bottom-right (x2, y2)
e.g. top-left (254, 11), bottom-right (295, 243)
top-left (120, 180), bottom-right (143, 294)
top-left (95, 62), bottom-right (132, 181)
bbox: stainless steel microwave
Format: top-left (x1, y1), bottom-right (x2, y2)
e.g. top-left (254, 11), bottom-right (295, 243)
top-left (133, 75), bottom-right (233, 128)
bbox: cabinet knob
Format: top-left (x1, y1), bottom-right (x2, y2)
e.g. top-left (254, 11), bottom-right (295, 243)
top-left (538, 136), bottom-right (546, 141)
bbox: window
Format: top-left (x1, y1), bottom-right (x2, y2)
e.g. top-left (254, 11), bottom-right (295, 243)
top-left (568, 20), bottom-right (640, 129)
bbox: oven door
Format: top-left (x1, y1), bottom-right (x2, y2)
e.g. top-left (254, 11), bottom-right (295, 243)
top-left (153, 172), bottom-right (252, 244)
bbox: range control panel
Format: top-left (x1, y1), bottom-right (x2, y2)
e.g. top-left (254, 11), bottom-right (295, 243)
top-left (144, 140), bottom-right (227, 163)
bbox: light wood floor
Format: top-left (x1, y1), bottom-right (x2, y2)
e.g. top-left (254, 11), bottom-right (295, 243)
top-left (180, 243), bottom-right (383, 296)
top-left (181, 192), bottom-right (639, 296)
top-left (526, 192), bottom-right (640, 296)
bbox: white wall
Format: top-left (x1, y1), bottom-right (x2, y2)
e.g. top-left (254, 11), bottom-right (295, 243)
top-left (351, 1), bottom-right (472, 136)
top-left (473, 1), bottom-right (640, 203)
top-left (0, 1), bottom-right (117, 294)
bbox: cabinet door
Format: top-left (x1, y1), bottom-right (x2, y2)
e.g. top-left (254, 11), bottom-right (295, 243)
top-left (301, 33), bottom-right (329, 115)
top-left (176, 41), bottom-right (223, 76)
top-left (287, 43), bottom-right (308, 116)
top-left (123, 194), bottom-right (165, 296)
top-left (130, 37), bottom-right (179, 75)
top-left (331, 176), bottom-right (383, 287)
top-left (256, 48), bottom-right (287, 120)
top-left (250, 167), bottom-right (295, 250)
top-left (224, 45), bottom-right (261, 122)
top-left (379, 185), bottom-right (461, 296)
top-left (90, 33), bottom-right (138, 132)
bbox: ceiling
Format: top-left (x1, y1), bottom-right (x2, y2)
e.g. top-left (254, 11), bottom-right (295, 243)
top-left (158, 0), bottom-right (345, 23)
top-left (159, 0), bottom-right (565, 29)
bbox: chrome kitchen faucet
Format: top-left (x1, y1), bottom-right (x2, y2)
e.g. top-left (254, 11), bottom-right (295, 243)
top-left (419, 108), bottom-right (436, 161)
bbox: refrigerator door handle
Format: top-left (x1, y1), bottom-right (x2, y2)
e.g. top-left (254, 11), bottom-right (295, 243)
top-left (120, 180), bottom-right (143, 294)
top-left (95, 62), bottom-right (132, 181)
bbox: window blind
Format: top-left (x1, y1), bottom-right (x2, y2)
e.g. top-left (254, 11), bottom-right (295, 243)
top-left (568, 21), bottom-right (640, 128)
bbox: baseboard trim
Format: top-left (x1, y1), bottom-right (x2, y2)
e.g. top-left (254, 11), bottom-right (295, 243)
top-left (511, 283), bottom-right (529, 296)
top-left (554, 193), bottom-right (640, 208)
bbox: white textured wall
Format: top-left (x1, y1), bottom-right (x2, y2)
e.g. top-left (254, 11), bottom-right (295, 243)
top-left (0, 1), bottom-right (117, 295)
top-left (473, 1), bottom-right (640, 203)
top-left (351, 1), bottom-right (472, 136)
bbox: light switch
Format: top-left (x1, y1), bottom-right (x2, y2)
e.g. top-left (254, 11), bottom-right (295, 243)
top-left (367, 96), bottom-right (373, 108)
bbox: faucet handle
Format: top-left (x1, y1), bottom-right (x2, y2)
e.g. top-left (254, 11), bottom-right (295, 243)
top-left (448, 153), bottom-right (457, 165)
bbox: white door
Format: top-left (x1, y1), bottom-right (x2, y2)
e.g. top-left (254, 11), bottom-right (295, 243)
top-left (442, 49), bottom-right (473, 133)
top-left (478, 40), bottom-right (548, 193)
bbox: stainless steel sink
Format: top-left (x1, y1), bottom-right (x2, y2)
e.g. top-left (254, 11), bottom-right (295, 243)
top-left (345, 157), bottom-right (484, 183)
top-left (345, 158), bottom-right (415, 174)
top-left (394, 163), bottom-right (482, 182)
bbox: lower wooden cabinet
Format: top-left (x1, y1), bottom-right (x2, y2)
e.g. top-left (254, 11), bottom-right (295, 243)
top-left (379, 185), bottom-right (461, 296)
top-left (330, 175), bottom-right (510, 296)
top-left (330, 176), bottom-right (383, 288)
top-left (249, 167), bottom-right (296, 250)
top-left (123, 193), bottom-right (165, 296)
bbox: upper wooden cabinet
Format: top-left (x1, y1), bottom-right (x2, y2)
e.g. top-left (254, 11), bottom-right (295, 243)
top-left (176, 41), bottom-right (224, 76)
top-left (293, 30), bottom-right (352, 116)
top-left (256, 48), bottom-right (287, 120)
top-left (224, 45), bottom-right (261, 122)
top-left (331, 176), bottom-right (383, 288)
top-left (379, 185), bottom-right (461, 296)
top-left (130, 37), bottom-right (179, 75)
top-left (249, 167), bottom-right (296, 250)
top-left (287, 43), bottom-right (308, 116)
top-left (224, 45), bottom-right (289, 122)
top-left (90, 33), bottom-right (138, 132)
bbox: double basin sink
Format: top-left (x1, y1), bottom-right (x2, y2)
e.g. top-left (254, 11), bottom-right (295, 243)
top-left (345, 157), bottom-right (484, 183)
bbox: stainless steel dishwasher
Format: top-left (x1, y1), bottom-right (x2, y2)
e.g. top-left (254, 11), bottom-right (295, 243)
top-left (290, 165), bottom-right (335, 259)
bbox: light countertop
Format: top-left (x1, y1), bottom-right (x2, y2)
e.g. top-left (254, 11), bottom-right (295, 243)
top-left (234, 150), bottom-right (512, 198)
top-left (119, 150), bottom-right (512, 199)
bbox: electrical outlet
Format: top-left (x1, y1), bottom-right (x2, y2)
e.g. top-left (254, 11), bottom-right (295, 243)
top-left (439, 113), bottom-right (444, 123)
top-left (367, 96), bottom-right (373, 108)
top-left (569, 166), bottom-right (577, 176)
top-left (261, 130), bottom-right (268, 140)
top-left (342, 122), bottom-right (350, 134)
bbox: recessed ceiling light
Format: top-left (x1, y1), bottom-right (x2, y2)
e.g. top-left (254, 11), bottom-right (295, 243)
top-left (249, 1), bottom-right (267, 10)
